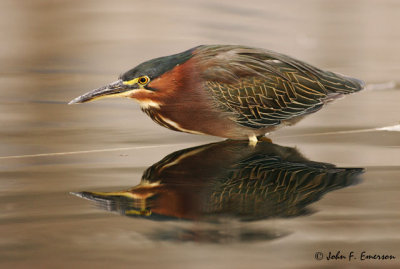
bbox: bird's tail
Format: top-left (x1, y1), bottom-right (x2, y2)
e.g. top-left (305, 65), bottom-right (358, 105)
top-left (344, 76), bottom-right (366, 92)
top-left (318, 70), bottom-right (365, 95)
top-left (335, 75), bottom-right (398, 93)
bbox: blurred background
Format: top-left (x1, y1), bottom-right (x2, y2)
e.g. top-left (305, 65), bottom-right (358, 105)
top-left (0, 0), bottom-right (399, 268)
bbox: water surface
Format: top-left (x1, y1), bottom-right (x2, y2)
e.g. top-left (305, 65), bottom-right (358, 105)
top-left (1, 0), bottom-right (400, 268)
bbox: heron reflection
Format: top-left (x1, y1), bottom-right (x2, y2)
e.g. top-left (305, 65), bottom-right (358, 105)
top-left (73, 140), bottom-right (363, 222)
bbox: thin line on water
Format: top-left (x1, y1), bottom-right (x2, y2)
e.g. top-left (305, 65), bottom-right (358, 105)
top-left (275, 127), bottom-right (377, 138)
top-left (275, 124), bottom-right (400, 139)
top-left (1, 124), bottom-right (399, 160)
top-left (0, 143), bottom-right (191, 160)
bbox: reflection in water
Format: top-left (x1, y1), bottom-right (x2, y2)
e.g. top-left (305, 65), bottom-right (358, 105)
top-left (146, 226), bottom-right (290, 243)
top-left (73, 141), bottom-right (363, 226)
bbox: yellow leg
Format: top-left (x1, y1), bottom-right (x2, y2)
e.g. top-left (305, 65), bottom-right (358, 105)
top-left (248, 135), bottom-right (258, 146)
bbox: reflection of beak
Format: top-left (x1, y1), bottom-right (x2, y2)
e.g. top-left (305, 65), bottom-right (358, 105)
top-left (68, 79), bottom-right (137, 104)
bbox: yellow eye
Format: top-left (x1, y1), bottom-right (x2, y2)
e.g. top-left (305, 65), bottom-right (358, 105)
top-left (138, 76), bottom-right (150, 85)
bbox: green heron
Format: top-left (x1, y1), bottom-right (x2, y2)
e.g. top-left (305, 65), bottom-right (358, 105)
top-left (73, 140), bottom-right (363, 221)
top-left (69, 45), bottom-right (364, 143)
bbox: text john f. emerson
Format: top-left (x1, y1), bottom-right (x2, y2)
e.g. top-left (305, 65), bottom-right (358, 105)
top-left (314, 251), bottom-right (396, 261)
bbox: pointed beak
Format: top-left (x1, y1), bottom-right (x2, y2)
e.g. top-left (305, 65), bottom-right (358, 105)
top-left (68, 79), bottom-right (135, 104)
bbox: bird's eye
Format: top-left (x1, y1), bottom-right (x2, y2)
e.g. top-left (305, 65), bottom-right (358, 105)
top-left (138, 76), bottom-right (150, 85)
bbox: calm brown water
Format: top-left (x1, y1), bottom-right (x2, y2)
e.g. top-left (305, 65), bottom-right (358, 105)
top-left (1, 0), bottom-right (400, 268)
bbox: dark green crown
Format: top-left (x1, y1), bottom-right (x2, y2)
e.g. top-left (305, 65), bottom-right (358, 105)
top-left (120, 46), bottom-right (199, 81)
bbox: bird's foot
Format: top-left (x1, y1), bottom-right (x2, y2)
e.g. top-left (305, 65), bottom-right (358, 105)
top-left (248, 134), bottom-right (273, 146)
top-left (248, 135), bottom-right (258, 147)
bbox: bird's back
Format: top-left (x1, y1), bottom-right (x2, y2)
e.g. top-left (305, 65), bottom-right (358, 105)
top-left (195, 45), bottom-right (364, 129)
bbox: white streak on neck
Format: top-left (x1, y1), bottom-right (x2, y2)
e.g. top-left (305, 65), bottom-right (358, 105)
top-left (158, 115), bottom-right (205, 135)
top-left (135, 99), bottom-right (161, 109)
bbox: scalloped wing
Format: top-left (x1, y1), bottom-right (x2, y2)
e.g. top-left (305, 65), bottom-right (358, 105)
top-left (196, 46), bottom-right (364, 129)
top-left (206, 74), bottom-right (328, 128)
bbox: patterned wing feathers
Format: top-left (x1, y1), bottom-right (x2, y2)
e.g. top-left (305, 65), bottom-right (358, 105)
top-left (197, 46), bottom-right (363, 128)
